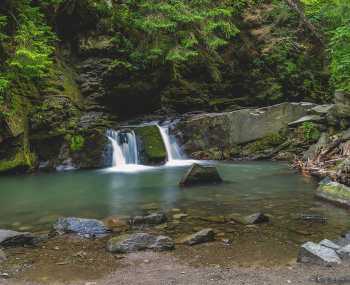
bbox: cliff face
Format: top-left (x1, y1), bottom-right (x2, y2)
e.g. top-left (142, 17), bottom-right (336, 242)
top-left (0, 0), bottom-right (337, 173)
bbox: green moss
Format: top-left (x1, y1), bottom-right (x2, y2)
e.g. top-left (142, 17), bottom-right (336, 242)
top-left (67, 134), bottom-right (85, 152)
top-left (317, 182), bottom-right (350, 204)
top-left (135, 125), bottom-right (166, 164)
top-left (0, 149), bottom-right (36, 173)
top-left (245, 132), bottom-right (286, 154)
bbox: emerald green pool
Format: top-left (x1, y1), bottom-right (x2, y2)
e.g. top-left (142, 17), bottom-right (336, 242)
top-left (0, 161), bottom-right (349, 253)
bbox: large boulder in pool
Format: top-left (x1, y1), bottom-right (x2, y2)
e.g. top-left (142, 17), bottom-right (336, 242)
top-left (0, 229), bottom-right (36, 247)
top-left (54, 217), bottom-right (110, 238)
top-left (106, 233), bottom-right (174, 253)
top-left (298, 241), bottom-right (341, 266)
top-left (316, 179), bottom-right (350, 208)
top-left (179, 164), bottom-right (223, 187)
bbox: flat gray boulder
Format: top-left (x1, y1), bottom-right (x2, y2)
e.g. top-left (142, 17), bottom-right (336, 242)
top-left (0, 229), bottom-right (35, 247)
top-left (288, 115), bottom-right (323, 127)
top-left (179, 164), bottom-right (222, 187)
top-left (298, 242), bottom-right (341, 266)
top-left (319, 239), bottom-right (341, 250)
top-left (181, 228), bottom-right (215, 245)
top-left (310, 104), bottom-right (334, 115)
top-left (106, 233), bottom-right (174, 253)
top-left (54, 217), bottom-right (110, 238)
top-left (176, 102), bottom-right (313, 153)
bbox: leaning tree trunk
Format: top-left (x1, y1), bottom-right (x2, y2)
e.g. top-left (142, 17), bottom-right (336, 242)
top-left (284, 0), bottom-right (325, 46)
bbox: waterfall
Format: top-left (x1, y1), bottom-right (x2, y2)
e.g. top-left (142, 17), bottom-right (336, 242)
top-left (158, 125), bottom-right (183, 163)
top-left (106, 124), bottom-right (196, 171)
top-left (106, 130), bottom-right (139, 168)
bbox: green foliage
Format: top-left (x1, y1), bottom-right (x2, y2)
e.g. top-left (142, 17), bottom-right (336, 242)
top-left (111, 0), bottom-right (241, 79)
top-left (301, 122), bottom-right (321, 142)
top-left (69, 135), bottom-right (85, 152)
top-left (8, 2), bottom-right (56, 80)
top-left (302, 0), bottom-right (350, 92)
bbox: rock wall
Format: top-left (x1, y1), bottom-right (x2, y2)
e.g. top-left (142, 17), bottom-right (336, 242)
top-left (175, 102), bottom-right (314, 155)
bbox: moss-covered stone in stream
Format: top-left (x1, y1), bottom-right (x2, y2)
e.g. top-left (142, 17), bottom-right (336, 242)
top-left (135, 125), bottom-right (167, 165)
top-left (316, 180), bottom-right (350, 208)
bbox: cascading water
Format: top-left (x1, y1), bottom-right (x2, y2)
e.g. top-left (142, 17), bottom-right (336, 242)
top-left (157, 124), bottom-right (197, 166)
top-left (106, 123), bottom-right (197, 171)
top-left (106, 130), bottom-right (139, 169)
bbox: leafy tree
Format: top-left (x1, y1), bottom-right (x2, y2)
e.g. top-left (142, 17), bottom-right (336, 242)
top-left (301, 0), bottom-right (350, 92)
top-left (111, 0), bottom-right (241, 80)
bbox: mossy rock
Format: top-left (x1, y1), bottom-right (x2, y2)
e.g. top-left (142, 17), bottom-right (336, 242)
top-left (316, 180), bottom-right (350, 208)
top-left (243, 132), bottom-right (286, 156)
top-left (0, 150), bottom-right (36, 174)
top-left (134, 125), bottom-right (166, 165)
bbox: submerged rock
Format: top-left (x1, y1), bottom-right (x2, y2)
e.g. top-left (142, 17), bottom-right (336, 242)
top-left (227, 213), bottom-right (269, 225)
top-left (54, 217), bottom-right (110, 238)
top-left (244, 213), bottom-right (270, 224)
top-left (0, 229), bottom-right (36, 247)
top-left (181, 228), bottom-right (215, 245)
top-left (0, 249), bottom-right (6, 262)
top-left (132, 213), bottom-right (167, 225)
top-left (103, 216), bottom-right (129, 233)
top-left (179, 164), bottom-right (223, 187)
top-left (299, 213), bottom-right (328, 223)
top-left (298, 242), bottom-right (341, 266)
top-left (337, 245), bottom-right (350, 260)
top-left (316, 180), bottom-right (350, 208)
top-left (106, 233), bottom-right (174, 253)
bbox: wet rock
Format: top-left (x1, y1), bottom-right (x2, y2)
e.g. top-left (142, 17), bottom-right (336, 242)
top-left (0, 249), bottom-right (6, 262)
top-left (244, 213), bottom-right (269, 224)
top-left (173, 213), bottom-right (188, 220)
top-left (319, 239), bottom-right (341, 250)
top-left (0, 229), bottom-right (36, 247)
top-left (103, 216), bottom-right (129, 233)
top-left (310, 104), bottom-right (335, 115)
top-left (298, 242), bottom-right (341, 266)
top-left (299, 213), bottom-right (328, 224)
top-left (179, 164), bottom-right (223, 187)
top-left (200, 216), bottom-right (227, 223)
top-left (288, 115), bottom-right (324, 127)
top-left (53, 217), bottom-right (110, 238)
top-left (227, 213), bottom-right (269, 225)
top-left (316, 180), bottom-right (350, 208)
top-left (106, 233), bottom-right (174, 253)
top-left (182, 228), bottom-right (215, 245)
top-left (132, 213), bottom-right (167, 225)
top-left (337, 245), bottom-right (350, 259)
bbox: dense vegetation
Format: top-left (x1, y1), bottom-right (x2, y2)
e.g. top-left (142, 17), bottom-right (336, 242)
top-left (0, 0), bottom-right (349, 172)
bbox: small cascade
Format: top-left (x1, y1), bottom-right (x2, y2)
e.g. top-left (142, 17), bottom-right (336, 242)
top-left (158, 125), bottom-right (183, 162)
top-left (106, 130), bottom-right (139, 169)
top-left (106, 123), bottom-right (197, 172)
top-left (158, 124), bottom-right (196, 166)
